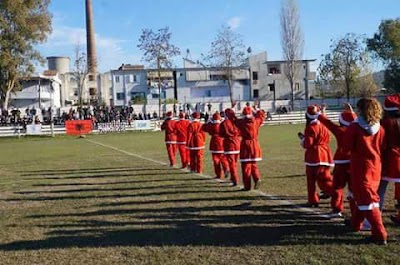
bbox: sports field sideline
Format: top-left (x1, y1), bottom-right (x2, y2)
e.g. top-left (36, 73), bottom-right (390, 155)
top-left (0, 124), bottom-right (399, 264)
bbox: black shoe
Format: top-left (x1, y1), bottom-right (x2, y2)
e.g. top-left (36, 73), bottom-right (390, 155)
top-left (395, 203), bottom-right (400, 210)
top-left (344, 219), bottom-right (352, 227)
top-left (319, 191), bottom-right (330, 200)
top-left (305, 202), bottom-right (319, 208)
top-left (390, 214), bottom-right (400, 225)
top-left (240, 188), bottom-right (250, 191)
top-left (365, 236), bottom-right (387, 245)
top-left (254, 180), bottom-right (261, 190)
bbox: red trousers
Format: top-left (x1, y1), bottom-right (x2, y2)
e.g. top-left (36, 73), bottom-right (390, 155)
top-left (166, 144), bottom-right (177, 166)
top-left (241, 162), bottom-right (260, 190)
top-left (190, 149), bottom-right (204, 173)
top-left (177, 144), bottom-right (189, 168)
top-left (306, 166), bottom-right (336, 207)
top-left (351, 207), bottom-right (387, 241)
top-left (211, 153), bottom-right (228, 179)
top-left (332, 164), bottom-right (352, 213)
top-left (221, 155), bottom-right (229, 174)
top-left (225, 153), bottom-right (239, 184)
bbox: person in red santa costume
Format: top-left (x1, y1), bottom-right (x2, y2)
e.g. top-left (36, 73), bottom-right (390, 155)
top-left (161, 111), bottom-right (177, 167)
top-left (202, 112), bottom-right (228, 179)
top-left (377, 93), bottom-right (400, 225)
top-left (235, 106), bottom-right (265, 191)
top-left (318, 103), bottom-right (357, 217)
top-left (187, 112), bottom-right (206, 173)
top-left (220, 108), bottom-right (241, 186)
top-left (174, 112), bottom-right (190, 169)
top-left (299, 105), bottom-right (335, 208)
top-left (343, 98), bottom-right (387, 244)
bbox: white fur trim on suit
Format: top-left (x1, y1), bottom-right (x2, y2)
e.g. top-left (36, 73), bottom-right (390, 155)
top-left (210, 150), bottom-right (224, 154)
top-left (176, 142), bottom-right (187, 145)
top-left (309, 119), bottom-right (320, 125)
top-left (165, 141), bottom-right (177, 144)
top-left (240, 158), bottom-right (262, 162)
top-left (334, 159), bottom-right (350, 164)
top-left (305, 162), bottom-right (334, 167)
top-left (339, 115), bottom-right (350, 126)
top-left (211, 120), bottom-right (221, 124)
top-left (358, 202), bottom-right (380, 211)
top-left (187, 146), bottom-right (205, 150)
top-left (382, 177), bottom-right (400, 183)
top-left (224, 150), bottom-right (240, 154)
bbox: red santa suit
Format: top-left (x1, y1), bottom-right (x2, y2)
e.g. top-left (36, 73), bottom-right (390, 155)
top-left (235, 107), bottom-right (265, 190)
top-left (175, 112), bottom-right (190, 168)
top-left (301, 105), bottom-right (334, 206)
top-left (318, 111), bottom-right (357, 213)
top-left (161, 111), bottom-right (177, 166)
top-left (343, 117), bottom-right (387, 241)
top-left (220, 108), bottom-right (241, 185)
top-left (380, 94), bottom-right (400, 224)
top-left (202, 112), bottom-right (228, 179)
top-left (187, 112), bottom-right (206, 173)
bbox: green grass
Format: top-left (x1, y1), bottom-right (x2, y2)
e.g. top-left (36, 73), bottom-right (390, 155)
top-left (0, 125), bottom-right (399, 265)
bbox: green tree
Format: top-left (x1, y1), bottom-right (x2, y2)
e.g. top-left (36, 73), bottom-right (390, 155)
top-left (204, 25), bottom-right (247, 107)
top-left (367, 18), bottom-right (400, 92)
top-left (318, 33), bottom-right (364, 101)
top-left (0, 0), bottom-right (52, 109)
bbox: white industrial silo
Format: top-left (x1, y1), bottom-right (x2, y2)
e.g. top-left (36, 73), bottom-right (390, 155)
top-left (47, 56), bottom-right (70, 74)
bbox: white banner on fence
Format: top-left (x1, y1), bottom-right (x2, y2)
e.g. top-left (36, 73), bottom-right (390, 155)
top-left (134, 120), bottom-right (151, 130)
top-left (26, 124), bottom-right (42, 135)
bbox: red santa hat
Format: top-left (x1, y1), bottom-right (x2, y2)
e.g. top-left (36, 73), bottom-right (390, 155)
top-left (166, 111), bottom-right (173, 118)
top-left (384, 94), bottom-right (400, 111)
top-left (192, 112), bottom-right (200, 119)
top-left (224, 108), bottom-right (235, 119)
top-left (179, 112), bottom-right (185, 119)
top-left (212, 112), bottom-right (221, 121)
top-left (339, 111), bottom-right (357, 126)
top-left (242, 106), bottom-right (253, 118)
top-left (306, 105), bottom-right (320, 120)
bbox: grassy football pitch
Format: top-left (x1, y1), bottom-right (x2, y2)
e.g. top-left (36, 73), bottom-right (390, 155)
top-left (0, 124), bottom-right (399, 264)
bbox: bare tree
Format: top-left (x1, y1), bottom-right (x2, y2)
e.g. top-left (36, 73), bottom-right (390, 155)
top-left (137, 27), bottom-right (180, 68)
top-left (72, 45), bottom-right (88, 118)
top-left (204, 25), bottom-right (247, 107)
top-left (137, 27), bottom-right (180, 117)
top-left (280, 0), bottom-right (304, 110)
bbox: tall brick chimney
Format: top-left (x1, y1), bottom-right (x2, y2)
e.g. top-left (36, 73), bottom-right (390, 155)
top-left (85, 0), bottom-right (98, 100)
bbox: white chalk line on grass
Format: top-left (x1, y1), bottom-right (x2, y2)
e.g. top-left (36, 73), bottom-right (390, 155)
top-left (86, 138), bottom-right (339, 219)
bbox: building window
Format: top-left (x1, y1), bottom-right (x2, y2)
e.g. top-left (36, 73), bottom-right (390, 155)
top-left (115, 76), bottom-right (120, 83)
top-left (116, 92), bottom-right (125, 100)
top-left (253, 89), bottom-right (259, 98)
top-left (295, 83), bottom-right (300, 91)
top-left (252, 71), bottom-right (258, 81)
top-left (88, 75), bottom-right (95, 81)
top-left (268, 65), bottom-right (281, 74)
top-left (73, 89), bottom-right (78, 96)
top-left (89, 87), bottom-right (96, 96)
